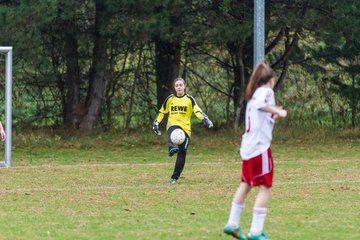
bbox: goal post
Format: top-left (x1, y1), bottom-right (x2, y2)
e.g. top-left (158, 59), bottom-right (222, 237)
top-left (0, 47), bottom-right (12, 167)
top-left (254, 0), bottom-right (265, 67)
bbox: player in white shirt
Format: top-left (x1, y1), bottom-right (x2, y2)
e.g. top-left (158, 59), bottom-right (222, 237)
top-left (240, 86), bottom-right (276, 160)
top-left (224, 63), bottom-right (287, 240)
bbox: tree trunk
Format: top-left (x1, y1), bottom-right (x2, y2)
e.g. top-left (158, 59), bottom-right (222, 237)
top-left (125, 49), bottom-right (143, 130)
top-left (233, 49), bottom-right (246, 130)
top-left (227, 42), bottom-right (247, 129)
top-left (154, 39), bottom-right (181, 108)
top-left (64, 32), bottom-right (81, 127)
top-left (351, 74), bottom-right (356, 128)
top-left (80, 0), bottom-right (107, 130)
top-left (57, 0), bottom-right (81, 127)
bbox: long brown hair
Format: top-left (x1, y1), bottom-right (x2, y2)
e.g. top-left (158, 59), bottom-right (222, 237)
top-left (245, 63), bottom-right (274, 101)
top-left (171, 77), bottom-right (186, 95)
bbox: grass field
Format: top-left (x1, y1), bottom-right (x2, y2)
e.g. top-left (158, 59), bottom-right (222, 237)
top-left (0, 127), bottom-right (359, 239)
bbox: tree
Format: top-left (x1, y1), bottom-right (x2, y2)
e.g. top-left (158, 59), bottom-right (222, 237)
top-left (56, 0), bottom-right (83, 127)
top-left (1, 0), bottom-right (359, 130)
top-left (297, 0), bottom-right (360, 127)
top-left (79, 0), bottom-right (109, 130)
top-left (190, 0), bottom-right (311, 128)
top-left (149, 1), bottom-right (185, 108)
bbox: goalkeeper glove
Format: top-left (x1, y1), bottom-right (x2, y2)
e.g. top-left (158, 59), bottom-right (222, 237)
top-left (202, 113), bottom-right (213, 128)
top-left (152, 120), bottom-right (161, 135)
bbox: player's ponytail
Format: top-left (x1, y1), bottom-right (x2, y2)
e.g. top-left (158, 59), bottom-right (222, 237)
top-left (245, 63), bottom-right (274, 101)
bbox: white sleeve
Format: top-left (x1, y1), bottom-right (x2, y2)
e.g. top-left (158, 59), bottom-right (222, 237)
top-left (253, 88), bottom-right (274, 109)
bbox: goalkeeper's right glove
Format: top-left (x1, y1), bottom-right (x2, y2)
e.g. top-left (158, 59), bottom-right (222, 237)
top-left (152, 120), bottom-right (161, 136)
top-left (202, 113), bottom-right (213, 128)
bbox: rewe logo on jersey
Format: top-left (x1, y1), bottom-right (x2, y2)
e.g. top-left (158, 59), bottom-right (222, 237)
top-left (171, 106), bottom-right (187, 112)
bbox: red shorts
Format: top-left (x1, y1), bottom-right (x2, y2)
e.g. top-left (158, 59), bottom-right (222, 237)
top-left (241, 148), bottom-right (273, 187)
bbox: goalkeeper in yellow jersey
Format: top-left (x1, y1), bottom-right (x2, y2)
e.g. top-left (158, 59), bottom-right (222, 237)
top-left (152, 77), bottom-right (213, 184)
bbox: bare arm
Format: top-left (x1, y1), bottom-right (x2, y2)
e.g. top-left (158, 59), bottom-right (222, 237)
top-left (260, 105), bottom-right (287, 118)
top-left (0, 122), bottom-right (6, 141)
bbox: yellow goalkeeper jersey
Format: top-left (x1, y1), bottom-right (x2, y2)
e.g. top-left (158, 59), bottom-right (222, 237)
top-left (156, 93), bottom-right (204, 137)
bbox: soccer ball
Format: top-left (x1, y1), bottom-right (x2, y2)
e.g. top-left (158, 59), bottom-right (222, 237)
top-left (170, 128), bottom-right (186, 145)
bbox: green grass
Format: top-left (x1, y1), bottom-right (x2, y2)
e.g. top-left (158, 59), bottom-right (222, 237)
top-left (0, 127), bottom-right (359, 239)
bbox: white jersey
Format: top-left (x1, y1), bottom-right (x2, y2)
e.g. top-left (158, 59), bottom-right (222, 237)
top-left (240, 87), bottom-right (276, 160)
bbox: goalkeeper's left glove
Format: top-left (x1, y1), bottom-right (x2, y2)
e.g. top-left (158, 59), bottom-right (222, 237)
top-left (152, 120), bottom-right (162, 136)
top-left (202, 113), bottom-right (213, 128)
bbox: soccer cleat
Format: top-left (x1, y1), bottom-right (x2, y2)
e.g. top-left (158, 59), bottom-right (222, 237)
top-left (168, 147), bottom-right (179, 157)
top-left (247, 232), bottom-right (269, 240)
top-left (223, 224), bottom-right (246, 240)
top-left (170, 178), bottom-right (177, 184)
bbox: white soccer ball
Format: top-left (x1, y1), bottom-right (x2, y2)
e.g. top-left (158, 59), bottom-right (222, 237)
top-left (170, 128), bottom-right (186, 145)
